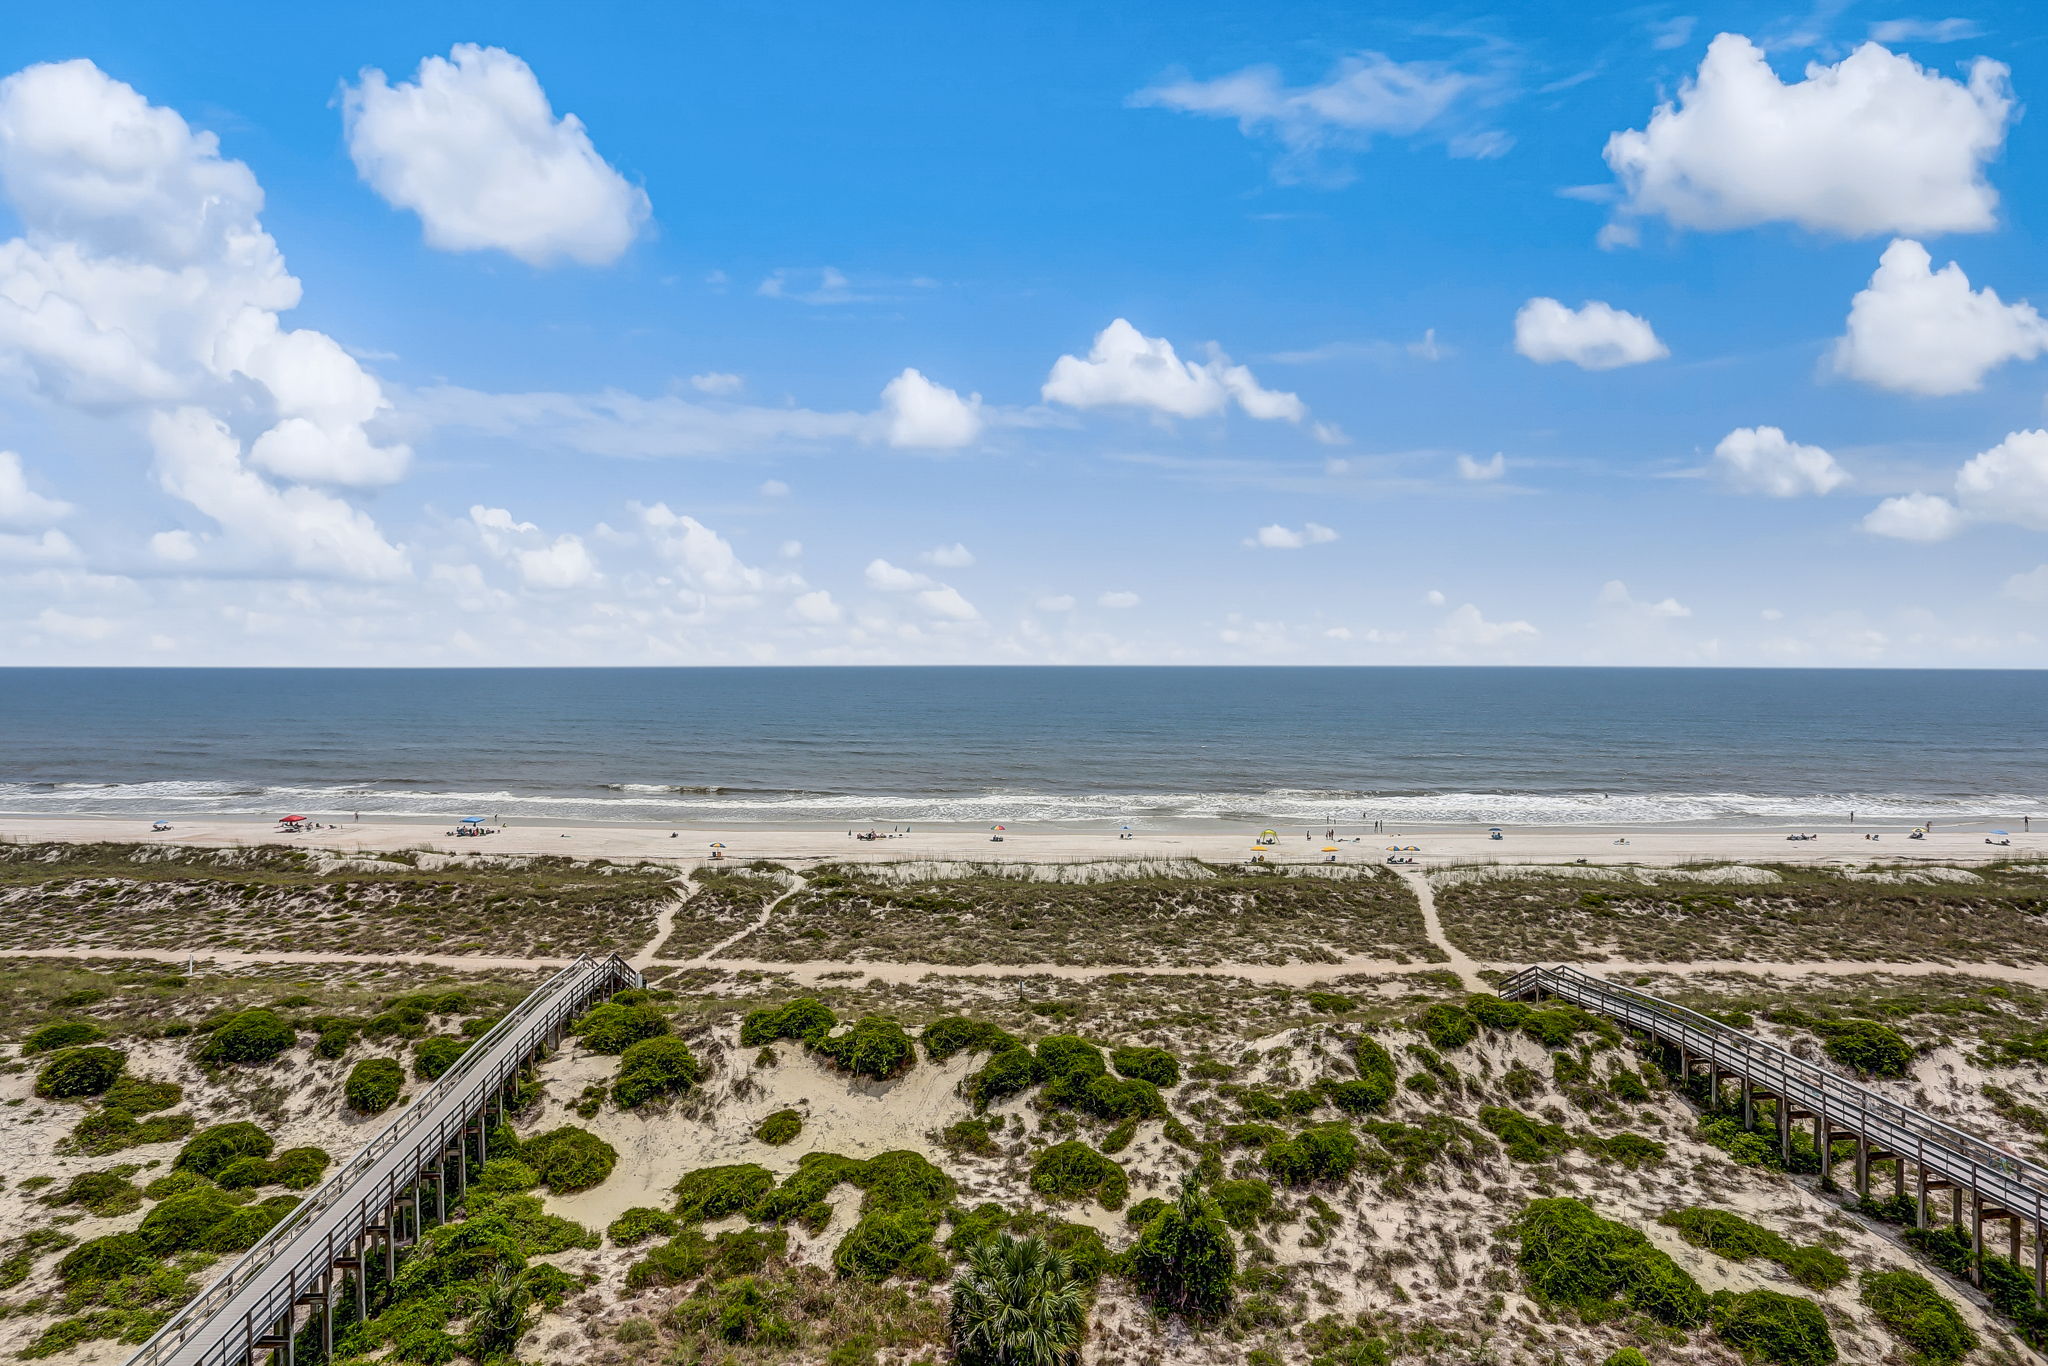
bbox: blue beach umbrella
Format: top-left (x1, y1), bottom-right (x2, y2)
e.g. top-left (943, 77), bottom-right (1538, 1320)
top-left (1991, 829), bottom-right (2009, 835)
top-left (460, 816), bottom-right (484, 824)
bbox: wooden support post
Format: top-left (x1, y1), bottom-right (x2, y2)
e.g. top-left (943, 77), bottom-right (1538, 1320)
top-left (1775, 1093), bottom-right (1791, 1162)
top-left (1855, 1136), bottom-right (1870, 1199)
top-left (1953, 1186), bottom-right (1964, 1229)
top-left (283, 1310), bottom-right (295, 1366)
top-left (1893, 1155), bottom-right (1905, 1202)
top-left (321, 1273), bottom-right (334, 1362)
top-left (1815, 1118), bottom-right (1831, 1181)
top-left (434, 1168), bottom-right (446, 1223)
top-left (383, 1222), bottom-right (395, 1281)
top-left (1915, 1165), bottom-right (1929, 1228)
top-left (2010, 1215), bottom-right (2022, 1264)
top-left (1971, 1193), bottom-right (1985, 1287)
top-left (1708, 1065), bottom-right (1719, 1108)
top-left (2035, 1219), bottom-right (2045, 1297)
top-left (1740, 1075), bottom-right (1753, 1129)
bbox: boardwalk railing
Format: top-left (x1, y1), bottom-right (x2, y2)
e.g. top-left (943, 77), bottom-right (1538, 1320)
top-left (1502, 964), bottom-right (2047, 1292)
top-left (126, 952), bottom-right (643, 1366)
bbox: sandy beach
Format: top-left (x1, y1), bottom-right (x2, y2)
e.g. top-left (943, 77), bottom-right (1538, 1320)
top-left (1, 811), bottom-right (2035, 870)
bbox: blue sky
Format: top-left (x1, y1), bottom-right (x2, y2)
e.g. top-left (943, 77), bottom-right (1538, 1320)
top-left (1, 0), bottom-right (2046, 664)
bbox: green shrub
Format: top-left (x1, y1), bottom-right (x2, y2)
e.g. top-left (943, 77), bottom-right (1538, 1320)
top-left (1512, 1197), bottom-right (1706, 1328)
top-left (1775, 1246), bottom-right (1851, 1293)
top-left (175, 1122), bottom-right (274, 1178)
top-left (571, 1002), bottom-right (670, 1055)
top-left (835, 1208), bottom-right (943, 1280)
top-left (1213, 1178), bottom-right (1274, 1232)
top-left (216, 1147), bottom-right (331, 1191)
top-left (964, 1045), bottom-right (1039, 1111)
top-left (1710, 1289), bottom-right (1836, 1365)
top-left (313, 1023), bottom-right (355, 1060)
top-left (196, 1009), bottom-right (295, 1065)
top-left (35, 1046), bottom-right (125, 1099)
top-left (1466, 994), bottom-right (1530, 1029)
top-left (69, 1107), bottom-right (195, 1155)
top-left (522, 1126), bottom-right (617, 1193)
top-left (1588, 1132), bottom-right (1667, 1168)
top-left (626, 1227), bottom-right (711, 1289)
top-left (608, 1207), bottom-right (679, 1246)
top-left (1860, 1269), bottom-right (1976, 1365)
top-left (1816, 1020), bottom-right (1914, 1078)
top-left (345, 1057), bottom-right (404, 1114)
top-left (755, 1109), bottom-right (802, 1145)
top-left (47, 1169), bottom-right (142, 1217)
top-left (1128, 1174), bottom-right (1236, 1320)
top-left (1304, 990), bottom-right (1355, 1014)
top-left (138, 1187), bottom-right (241, 1253)
top-left (56, 1233), bottom-right (150, 1286)
top-left (412, 1036), bottom-right (469, 1081)
top-left (1658, 1208), bottom-right (1847, 1291)
top-left (1028, 1142), bottom-right (1128, 1209)
top-left (739, 998), bottom-right (836, 1047)
top-left (1479, 1106), bottom-right (1573, 1163)
top-left (920, 1017), bottom-right (1020, 1061)
top-left (1521, 1008), bottom-right (1586, 1048)
top-left (814, 1016), bottom-right (917, 1080)
top-left (1603, 1352), bottom-right (1651, 1366)
top-left (101, 1076), bottom-right (181, 1113)
top-left (612, 1035), bottom-right (704, 1108)
top-left (674, 1164), bottom-right (776, 1221)
top-left (1264, 1123), bottom-right (1362, 1186)
top-left (203, 1202), bottom-right (291, 1252)
top-left (1111, 1045), bottom-right (1180, 1087)
top-left (473, 1158), bottom-right (538, 1193)
top-left (1347, 1035), bottom-right (1397, 1112)
top-left (1420, 1002), bottom-right (1478, 1050)
top-left (24, 1020), bottom-right (105, 1054)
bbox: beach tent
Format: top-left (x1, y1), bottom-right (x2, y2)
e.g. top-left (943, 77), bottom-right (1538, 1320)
top-left (279, 815), bottom-right (307, 824)
top-left (1258, 829), bottom-right (1277, 843)
top-left (708, 842), bottom-right (727, 849)
top-left (460, 817), bottom-right (484, 825)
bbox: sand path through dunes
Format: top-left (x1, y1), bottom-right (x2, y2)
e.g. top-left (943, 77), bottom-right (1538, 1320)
top-left (10, 945), bottom-right (2048, 992)
top-left (633, 875), bottom-right (697, 969)
top-left (685, 871), bottom-right (809, 964)
top-left (1398, 865), bottom-right (1482, 991)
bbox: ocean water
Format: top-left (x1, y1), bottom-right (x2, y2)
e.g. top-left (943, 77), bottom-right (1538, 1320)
top-left (0, 667), bottom-right (2042, 829)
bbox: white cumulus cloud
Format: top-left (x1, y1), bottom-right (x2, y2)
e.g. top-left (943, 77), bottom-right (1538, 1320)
top-left (1246, 522), bottom-right (1338, 549)
top-left (1098, 591), bottom-right (1141, 609)
top-left (0, 450), bottom-right (69, 526)
top-left (1435, 602), bottom-right (1538, 648)
top-left (1827, 239), bottom-right (2048, 395)
top-left (880, 367), bottom-right (984, 449)
top-left (1955, 429), bottom-right (2048, 530)
top-left (0, 58), bottom-right (410, 573)
top-left (343, 44), bottom-right (649, 267)
top-left (1043, 319), bottom-right (1306, 424)
top-left (1711, 426), bottom-right (1848, 496)
top-left (689, 372), bottom-right (743, 395)
top-left (916, 586), bottom-right (979, 621)
top-left (864, 558), bottom-right (933, 592)
top-left (1513, 298), bottom-right (1668, 370)
top-left (789, 589), bottom-right (842, 624)
top-left (0, 527), bottom-right (78, 563)
top-left (513, 534), bottom-right (599, 590)
top-left (1602, 34), bottom-right (2012, 239)
top-left (1862, 491), bottom-right (1963, 541)
top-left (1597, 579), bottom-right (1691, 618)
top-left (921, 543), bottom-right (974, 568)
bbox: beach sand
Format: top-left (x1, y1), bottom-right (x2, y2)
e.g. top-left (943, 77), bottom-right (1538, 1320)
top-left (0, 812), bottom-right (2032, 870)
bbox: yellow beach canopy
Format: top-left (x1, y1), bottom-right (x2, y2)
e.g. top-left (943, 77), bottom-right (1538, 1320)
top-left (1322, 846), bottom-right (1339, 852)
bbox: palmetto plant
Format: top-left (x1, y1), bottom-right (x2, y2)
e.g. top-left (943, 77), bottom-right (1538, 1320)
top-left (464, 1265), bottom-right (534, 1361)
top-left (948, 1233), bottom-right (1088, 1366)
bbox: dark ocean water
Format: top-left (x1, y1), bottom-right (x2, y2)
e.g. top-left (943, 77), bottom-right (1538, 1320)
top-left (0, 667), bottom-right (2042, 828)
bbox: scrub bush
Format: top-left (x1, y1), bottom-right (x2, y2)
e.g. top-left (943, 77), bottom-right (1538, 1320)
top-left (1512, 1198), bottom-right (1706, 1328)
top-left (522, 1126), bottom-right (617, 1193)
top-left (216, 1147), bottom-right (331, 1191)
top-left (1264, 1123), bottom-right (1362, 1186)
top-left (1213, 1178), bottom-right (1275, 1232)
top-left (24, 1020), bottom-right (105, 1054)
top-left (611, 1036), bottom-right (704, 1108)
top-left (1859, 1270), bottom-right (1976, 1365)
top-left (1466, 995), bottom-right (1530, 1029)
top-left (920, 1017), bottom-right (1020, 1061)
top-left (101, 1076), bottom-right (181, 1113)
top-left (608, 1207), bottom-right (678, 1246)
top-left (1420, 1002), bottom-right (1478, 1050)
top-left (673, 1164), bottom-right (776, 1221)
top-left (345, 1057), bottom-right (404, 1114)
top-left (1709, 1289), bottom-right (1837, 1366)
top-left (1347, 1035), bottom-right (1398, 1112)
top-left (196, 1009), bottom-right (295, 1065)
top-left (56, 1233), bottom-right (150, 1287)
top-left (35, 1046), bottom-right (125, 1099)
top-left (175, 1122), bottom-right (273, 1177)
top-left (755, 1109), bottom-right (802, 1145)
top-left (571, 1002), bottom-right (670, 1055)
top-left (738, 998), bottom-right (836, 1047)
top-left (1815, 1020), bottom-right (1914, 1078)
top-left (964, 1045), bottom-right (1039, 1110)
top-left (1028, 1141), bottom-right (1128, 1210)
top-left (1479, 1106), bottom-right (1574, 1162)
top-left (1128, 1174), bottom-right (1236, 1320)
top-left (1111, 1045), bottom-right (1180, 1087)
top-left (46, 1169), bottom-right (142, 1217)
top-left (813, 1016), bottom-right (917, 1081)
top-left (412, 1036), bottom-right (469, 1080)
top-left (473, 1158), bottom-right (539, 1193)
